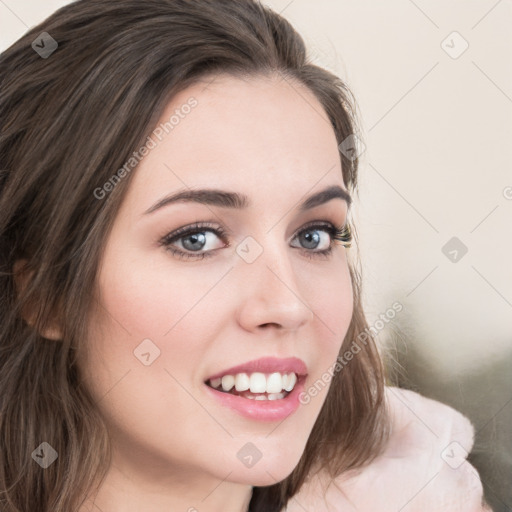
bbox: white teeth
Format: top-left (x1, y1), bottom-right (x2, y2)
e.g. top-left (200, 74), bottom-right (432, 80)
top-left (266, 372), bottom-right (283, 394)
top-left (221, 375), bottom-right (235, 392)
top-left (246, 392), bottom-right (286, 401)
top-left (210, 377), bottom-right (222, 388)
top-left (208, 371), bottom-right (299, 394)
top-left (249, 372), bottom-right (267, 393)
top-left (267, 392), bottom-right (285, 400)
top-left (235, 373), bottom-right (250, 392)
top-left (283, 372), bottom-right (296, 392)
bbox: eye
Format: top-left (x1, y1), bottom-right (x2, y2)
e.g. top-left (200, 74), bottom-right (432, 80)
top-left (158, 221), bottom-right (352, 261)
top-left (292, 223), bottom-right (334, 251)
top-left (159, 222), bottom-right (227, 260)
top-left (291, 221), bottom-right (352, 259)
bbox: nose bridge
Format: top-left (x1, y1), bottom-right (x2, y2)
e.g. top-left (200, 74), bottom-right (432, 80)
top-left (234, 230), bottom-right (314, 330)
top-left (240, 229), bottom-right (296, 289)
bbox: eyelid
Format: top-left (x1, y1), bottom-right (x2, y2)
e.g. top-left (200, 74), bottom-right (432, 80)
top-left (158, 218), bottom-right (351, 259)
top-left (159, 219), bottom-right (345, 243)
top-left (293, 219), bottom-right (345, 235)
top-left (158, 221), bottom-right (230, 246)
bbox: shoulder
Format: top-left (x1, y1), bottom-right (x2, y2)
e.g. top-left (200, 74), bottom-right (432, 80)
top-left (283, 387), bottom-right (492, 512)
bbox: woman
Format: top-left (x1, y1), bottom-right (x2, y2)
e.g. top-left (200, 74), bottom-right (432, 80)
top-left (0, 1), bottom-right (490, 510)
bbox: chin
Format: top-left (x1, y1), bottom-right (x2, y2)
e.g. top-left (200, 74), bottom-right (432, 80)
top-left (225, 457), bottom-right (302, 487)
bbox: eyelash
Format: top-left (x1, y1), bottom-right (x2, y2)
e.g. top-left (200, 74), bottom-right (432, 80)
top-left (158, 221), bottom-right (352, 261)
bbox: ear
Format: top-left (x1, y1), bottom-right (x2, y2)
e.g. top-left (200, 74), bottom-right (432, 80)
top-left (13, 259), bottom-right (63, 340)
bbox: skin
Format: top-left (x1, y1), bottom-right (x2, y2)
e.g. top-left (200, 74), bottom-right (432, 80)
top-left (76, 72), bottom-right (354, 512)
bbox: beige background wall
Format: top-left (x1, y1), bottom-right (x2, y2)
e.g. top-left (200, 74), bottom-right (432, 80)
top-left (1, 1), bottom-right (510, 509)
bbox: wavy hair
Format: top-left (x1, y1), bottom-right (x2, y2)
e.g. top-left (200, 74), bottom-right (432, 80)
top-left (0, 1), bottom-right (390, 510)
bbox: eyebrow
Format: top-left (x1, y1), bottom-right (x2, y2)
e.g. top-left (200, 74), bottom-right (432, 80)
top-left (143, 184), bottom-right (352, 215)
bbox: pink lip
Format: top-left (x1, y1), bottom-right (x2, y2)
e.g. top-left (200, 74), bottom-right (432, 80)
top-left (205, 356), bottom-right (308, 381)
top-left (204, 374), bottom-right (306, 422)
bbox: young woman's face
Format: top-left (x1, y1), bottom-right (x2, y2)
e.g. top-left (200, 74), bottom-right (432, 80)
top-left (81, 73), bottom-right (353, 495)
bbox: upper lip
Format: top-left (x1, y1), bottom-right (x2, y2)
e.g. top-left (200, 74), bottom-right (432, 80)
top-left (205, 356), bottom-right (308, 382)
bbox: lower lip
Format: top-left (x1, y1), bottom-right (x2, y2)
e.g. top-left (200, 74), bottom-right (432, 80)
top-left (204, 376), bottom-right (306, 422)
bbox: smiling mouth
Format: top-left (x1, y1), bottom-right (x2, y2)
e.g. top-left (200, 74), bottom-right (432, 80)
top-left (205, 371), bottom-right (303, 401)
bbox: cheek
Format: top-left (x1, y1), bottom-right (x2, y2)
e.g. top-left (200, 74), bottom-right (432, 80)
top-left (300, 260), bottom-right (354, 409)
top-left (81, 251), bottom-right (224, 459)
top-left (309, 257), bottom-right (354, 345)
top-left (83, 241), bottom-right (236, 409)
top-left (93, 247), bottom-right (222, 353)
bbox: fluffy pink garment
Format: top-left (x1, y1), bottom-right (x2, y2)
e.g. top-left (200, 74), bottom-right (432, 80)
top-left (283, 387), bottom-right (492, 512)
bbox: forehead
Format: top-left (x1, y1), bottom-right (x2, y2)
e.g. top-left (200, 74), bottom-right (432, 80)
top-left (125, 73), bottom-right (345, 210)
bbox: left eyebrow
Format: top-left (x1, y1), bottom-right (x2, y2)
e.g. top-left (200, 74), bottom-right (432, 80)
top-left (143, 184), bottom-right (352, 215)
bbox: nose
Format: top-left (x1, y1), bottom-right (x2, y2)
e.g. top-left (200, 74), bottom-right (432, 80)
top-left (235, 238), bottom-right (315, 333)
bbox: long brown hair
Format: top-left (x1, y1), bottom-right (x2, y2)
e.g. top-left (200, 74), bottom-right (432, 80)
top-left (0, 1), bottom-right (389, 510)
